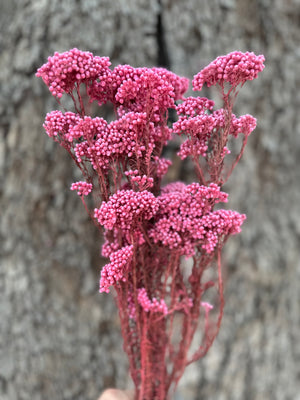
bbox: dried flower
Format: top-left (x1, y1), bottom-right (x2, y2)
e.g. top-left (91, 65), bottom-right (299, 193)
top-left (37, 49), bottom-right (264, 400)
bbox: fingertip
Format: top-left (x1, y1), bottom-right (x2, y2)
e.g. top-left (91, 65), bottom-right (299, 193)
top-left (98, 388), bottom-right (133, 400)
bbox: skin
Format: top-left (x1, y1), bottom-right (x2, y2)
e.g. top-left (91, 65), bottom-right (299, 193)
top-left (98, 389), bottom-right (134, 400)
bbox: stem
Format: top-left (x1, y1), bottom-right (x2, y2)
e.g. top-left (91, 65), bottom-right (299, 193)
top-left (224, 135), bottom-right (248, 184)
top-left (76, 83), bottom-right (86, 116)
top-left (187, 248), bottom-right (224, 364)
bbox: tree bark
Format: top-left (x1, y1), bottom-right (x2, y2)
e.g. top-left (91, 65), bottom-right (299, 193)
top-left (1, 1), bottom-right (299, 399)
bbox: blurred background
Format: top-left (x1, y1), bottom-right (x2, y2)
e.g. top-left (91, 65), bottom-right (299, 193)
top-left (1, 1), bottom-right (299, 399)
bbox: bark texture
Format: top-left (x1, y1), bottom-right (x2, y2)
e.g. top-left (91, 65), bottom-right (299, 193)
top-left (1, 1), bottom-right (299, 399)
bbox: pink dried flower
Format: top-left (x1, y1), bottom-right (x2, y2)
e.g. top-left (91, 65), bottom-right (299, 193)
top-left (125, 170), bottom-right (154, 190)
top-left (69, 116), bottom-right (108, 141)
top-left (230, 114), bottom-right (257, 137)
top-left (94, 190), bottom-right (159, 231)
top-left (149, 183), bottom-right (239, 256)
top-left (151, 126), bottom-right (172, 143)
top-left (173, 113), bottom-right (215, 137)
top-left (212, 109), bottom-right (257, 137)
top-left (152, 157), bottom-right (172, 179)
top-left (100, 245), bottom-right (134, 293)
top-left (43, 111), bottom-right (81, 142)
top-left (174, 113), bottom-right (215, 158)
top-left (161, 181), bottom-right (187, 194)
top-left (74, 141), bottom-right (89, 164)
top-left (115, 69), bottom-right (175, 119)
top-left (88, 64), bottom-right (135, 106)
top-left (200, 210), bottom-right (246, 253)
top-left (110, 64), bottom-right (137, 92)
top-left (101, 230), bottom-right (122, 258)
top-left (37, 48), bottom-right (264, 400)
top-left (193, 51), bottom-right (265, 91)
top-left (70, 181), bottom-right (93, 196)
top-left (137, 288), bottom-right (168, 315)
top-left (176, 96), bottom-right (215, 117)
top-left (73, 112), bottom-right (152, 170)
top-left (36, 48), bottom-right (111, 98)
top-left (151, 67), bottom-right (189, 100)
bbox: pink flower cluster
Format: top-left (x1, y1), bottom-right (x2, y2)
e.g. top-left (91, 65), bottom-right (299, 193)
top-left (36, 48), bottom-right (111, 98)
top-left (174, 113), bottom-right (215, 158)
top-left (100, 245), bottom-right (134, 293)
top-left (137, 288), bottom-right (168, 315)
top-left (175, 100), bottom-right (257, 160)
top-left (43, 111), bottom-right (81, 141)
top-left (230, 113), bottom-right (257, 137)
top-left (88, 64), bottom-right (189, 118)
top-left (115, 69), bottom-right (175, 119)
top-left (151, 67), bottom-right (189, 100)
top-left (125, 170), bottom-right (154, 190)
top-left (94, 190), bottom-right (159, 231)
top-left (150, 183), bottom-right (245, 256)
top-left (70, 181), bottom-right (93, 196)
top-left (176, 96), bottom-right (215, 117)
top-left (200, 209), bottom-right (246, 253)
top-left (72, 112), bottom-right (152, 169)
top-left (152, 157), bottom-right (172, 179)
top-left (174, 96), bottom-right (217, 159)
top-left (193, 51), bottom-right (265, 90)
top-left (69, 116), bottom-right (108, 141)
top-left (212, 109), bottom-right (257, 138)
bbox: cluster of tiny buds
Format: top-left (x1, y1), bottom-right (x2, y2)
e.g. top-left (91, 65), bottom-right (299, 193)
top-left (87, 64), bottom-right (190, 121)
top-left (36, 48), bottom-right (111, 98)
top-left (100, 245), bottom-right (134, 293)
top-left (231, 114), bottom-right (257, 137)
top-left (43, 111), bottom-right (81, 141)
top-left (94, 190), bottom-right (159, 231)
top-left (70, 181), bottom-right (93, 196)
top-left (114, 65), bottom-right (188, 102)
top-left (149, 183), bottom-right (246, 256)
top-left (115, 68), bottom-right (175, 112)
top-left (193, 51), bottom-right (265, 91)
top-left (174, 113), bottom-right (215, 158)
top-left (137, 288), bottom-right (168, 315)
top-left (152, 157), bottom-right (172, 179)
top-left (125, 170), bottom-right (154, 189)
top-left (176, 96), bottom-right (215, 117)
top-left (175, 101), bottom-right (257, 161)
top-left (212, 109), bottom-right (257, 138)
top-left (173, 112), bottom-right (215, 137)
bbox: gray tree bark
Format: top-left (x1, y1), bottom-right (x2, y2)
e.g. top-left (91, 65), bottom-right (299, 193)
top-left (1, 1), bottom-right (299, 400)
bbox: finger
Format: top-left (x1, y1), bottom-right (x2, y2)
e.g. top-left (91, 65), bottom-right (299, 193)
top-left (98, 388), bottom-right (133, 400)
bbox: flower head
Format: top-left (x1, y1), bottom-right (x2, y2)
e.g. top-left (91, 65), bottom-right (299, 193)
top-left (43, 111), bottom-right (81, 142)
top-left (100, 245), bottom-right (134, 293)
top-left (70, 181), bottom-right (93, 196)
top-left (193, 51), bottom-right (265, 91)
top-left (94, 190), bottom-right (159, 231)
top-left (36, 48), bottom-right (111, 98)
top-left (149, 183), bottom-right (245, 256)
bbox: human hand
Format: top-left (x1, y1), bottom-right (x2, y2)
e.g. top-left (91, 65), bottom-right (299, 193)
top-left (98, 388), bottom-right (134, 400)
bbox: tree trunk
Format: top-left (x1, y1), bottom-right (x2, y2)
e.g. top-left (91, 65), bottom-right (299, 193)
top-left (1, 1), bottom-right (299, 399)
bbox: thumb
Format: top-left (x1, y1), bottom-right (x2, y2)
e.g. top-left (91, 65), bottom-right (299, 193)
top-left (98, 388), bottom-right (134, 400)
